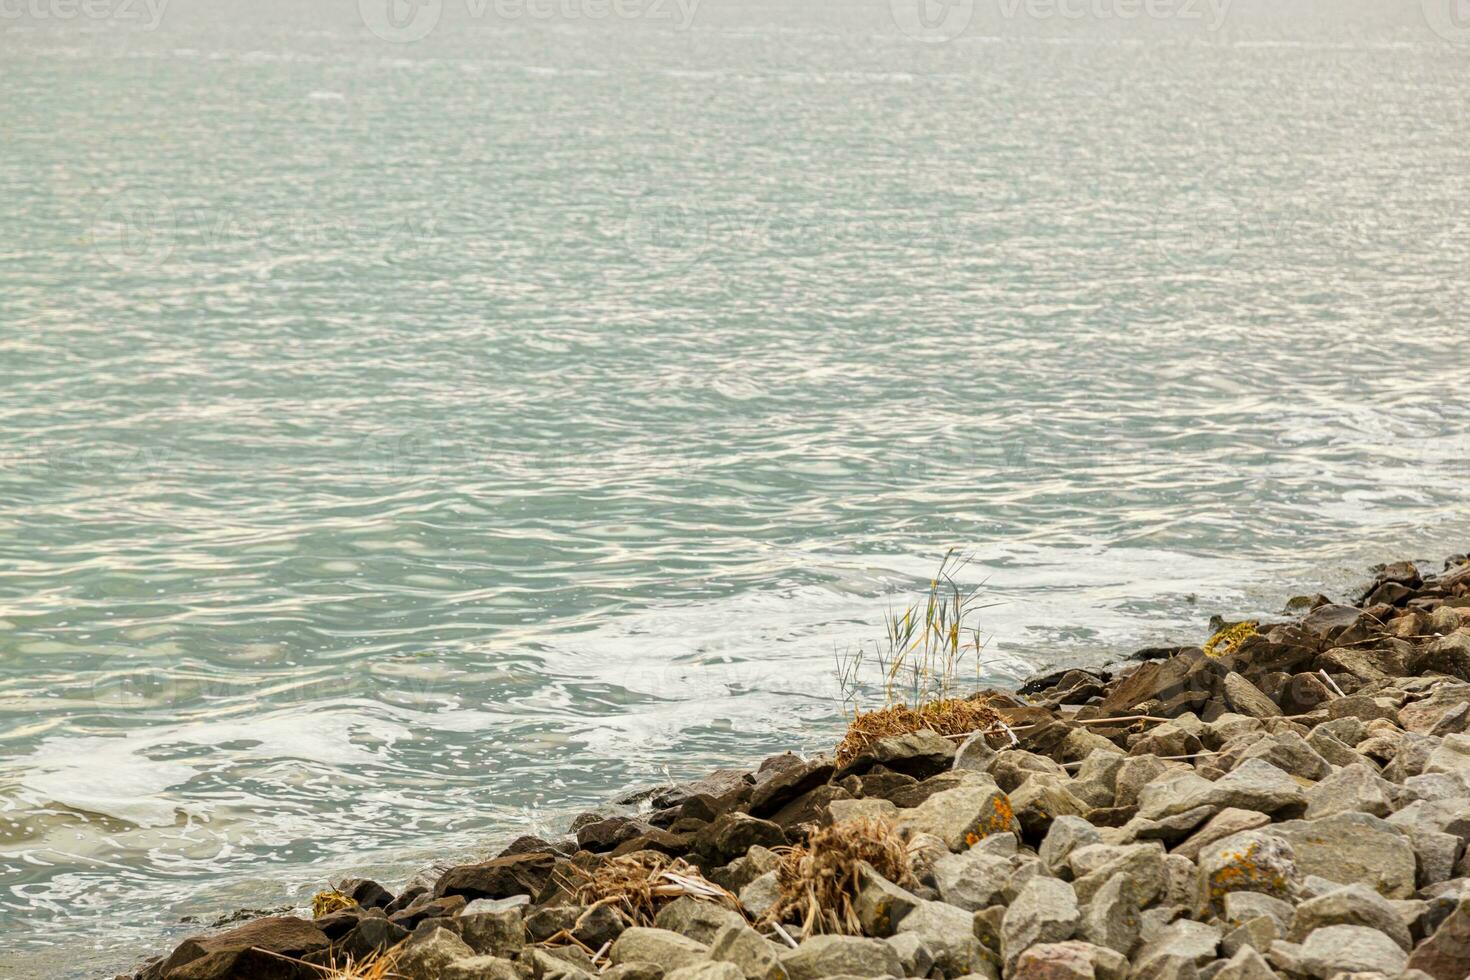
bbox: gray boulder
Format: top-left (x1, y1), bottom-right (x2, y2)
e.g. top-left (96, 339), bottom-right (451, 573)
top-left (780, 935), bottom-right (902, 980)
top-left (1197, 830), bottom-right (1299, 914)
top-left (1134, 919), bottom-right (1221, 972)
top-left (1220, 916), bottom-right (1277, 958)
top-left (459, 910), bottom-right (527, 957)
top-left (1039, 815), bottom-right (1103, 878)
top-left (1222, 892), bottom-right (1294, 932)
top-left (1232, 732), bottom-right (1331, 781)
top-left (1077, 874), bottom-right (1140, 956)
top-left (1119, 806), bottom-right (1216, 847)
top-left (1070, 750), bottom-right (1128, 809)
top-left (610, 928), bottom-right (710, 971)
top-left (442, 955), bottom-right (522, 980)
top-left (1211, 945), bottom-right (1276, 980)
top-left (894, 899), bottom-right (985, 976)
top-left (930, 849), bottom-right (1012, 911)
top-left (1288, 883), bottom-right (1412, 951)
top-left (1296, 924), bottom-right (1407, 977)
top-left (1114, 755), bottom-right (1171, 808)
top-left (1140, 760), bottom-right (1306, 821)
top-left (1304, 763), bottom-right (1395, 819)
top-left (396, 928), bottom-right (479, 980)
top-left (1001, 877), bottom-right (1079, 970)
top-left (1270, 812), bottom-right (1418, 899)
top-left (654, 897), bottom-right (748, 944)
top-left (1011, 940), bottom-right (1127, 980)
top-left (1009, 775), bottom-right (1091, 839)
top-left (882, 932), bottom-right (933, 978)
top-left (528, 948), bottom-right (596, 980)
top-left (954, 733), bottom-right (997, 772)
top-left (1305, 727), bottom-right (1369, 768)
top-left (894, 773), bottom-right (1019, 851)
top-left (602, 964), bottom-right (665, 980)
top-left (1406, 895), bottom-right (1470, 980)
top-left (1069, 843), bottom-right (1166, 906)
top-left (1172, 808), bottom-right (1272, 862)
top-left (835, 729), bottom-right (955, 780)
top-left (664, 964), bottom-right (745, 980)
top-left (854, 862), bottom-right (922, 937)
top-left (739, 872), bottom-right (781, 921)
top-left (708, 923), bottom-right (788, 980)
top-left (1223, 672), bottom-right (1282, 719)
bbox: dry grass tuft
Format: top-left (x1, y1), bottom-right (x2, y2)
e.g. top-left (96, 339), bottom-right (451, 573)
top-left (833, 551), bottom-right (1005, 763)
top-left (766, 817), bottom-right (914, 938)
top-left (564, 852), bottom-right (742, 929)
top-left (1203, 620), bottom-right (1258, 658)
top-left (259, 944), bottom-right (401, 980)
top-left (310, 889), bottom-right (357, 918)
top-left (835, 696), bottom-right (1001, 766)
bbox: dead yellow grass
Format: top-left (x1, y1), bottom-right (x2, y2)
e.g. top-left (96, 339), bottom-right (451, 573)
top-left (259, 944), bottom-right (401, 980)
top-left (835, 697), bottom-right (1000, 766)
top-left (310, 889), bottom-right (357, 918)
top-left (766, 817), bottom-right (914, 938)
top-left (564, 852), bottom-right (742, 929)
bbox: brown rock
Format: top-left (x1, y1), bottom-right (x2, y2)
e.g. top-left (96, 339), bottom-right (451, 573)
top-left (337, 878), bottom-right (394, 909)
top-left (1222, 673), bottom-right (1282, 719)
top-left (147, 917), bottom-right (329, 980)
top-left (886, 772), bottom-right (969, 808)
top-left (834, 730), bottom-right (956, 780)
top-left (1406, 897), bottom-right (1470, 980)
top-left (390, 895), bottom-right (466, 930)
top-left (748, 757), bottom-right (835, 817)
top-left (769, 784), bottom-right (851, 832)
top-left (1278, 672), bottom-right (1333, 714)
top-left (1299, 604), bottom-right (1365, 641)
top-left (434, 852), bottom-right (557, 902)
top-left (497, 835), bottom-right (566, 857)
top-left (578, 817), bottom-right (655, 852)
top-left (839, 768), bottom-right (912, 799)
top-left (693, 812), bottom-right (786, 865)
top-left (1410, 631), bottom-right (1470, 682)
top-left (1317, 646), bottom-right (1406, 683)
top-left (1018, 721), bottom-right (1078, 760)
top-left (609, 828), bottom-right (695, 858)
top-left (337, 918), bottom-right (411, 961)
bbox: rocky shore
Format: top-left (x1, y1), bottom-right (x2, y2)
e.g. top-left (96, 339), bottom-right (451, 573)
top-left (121, 554), bottom-right (1470, 980)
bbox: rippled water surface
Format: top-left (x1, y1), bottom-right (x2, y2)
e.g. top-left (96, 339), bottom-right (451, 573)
top-left (3, 1), bottom-right (1470, 975)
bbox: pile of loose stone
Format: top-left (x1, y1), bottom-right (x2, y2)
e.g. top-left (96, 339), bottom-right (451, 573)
top-left (126, 554), bottom-right (1470, 980)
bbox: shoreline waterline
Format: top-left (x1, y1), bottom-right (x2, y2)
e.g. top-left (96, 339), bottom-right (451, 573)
top-left (114, 550), bottom-right (1470, 980)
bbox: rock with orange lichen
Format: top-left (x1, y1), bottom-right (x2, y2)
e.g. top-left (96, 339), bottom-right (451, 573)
top-left (895, 772), bottom-right (1019, 852)
top-left (1196, 831), bottom-right (1300, 915)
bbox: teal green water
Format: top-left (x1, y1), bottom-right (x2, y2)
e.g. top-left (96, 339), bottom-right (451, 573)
top-left (3, 2), bottom-right (1470, 975)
